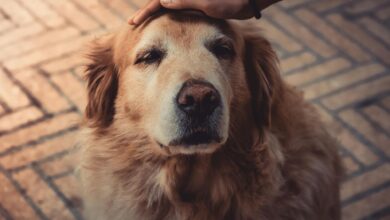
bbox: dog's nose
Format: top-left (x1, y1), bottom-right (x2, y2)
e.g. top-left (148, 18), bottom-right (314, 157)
top-left (176, 80), bottom-right (220, 117)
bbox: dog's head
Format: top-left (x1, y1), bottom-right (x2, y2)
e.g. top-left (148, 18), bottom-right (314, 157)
top-left (84, 12), bottom-right (281, 155)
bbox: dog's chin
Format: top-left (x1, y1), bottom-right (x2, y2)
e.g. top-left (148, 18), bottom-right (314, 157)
top-left (157, 132), bottom-right (225, 155)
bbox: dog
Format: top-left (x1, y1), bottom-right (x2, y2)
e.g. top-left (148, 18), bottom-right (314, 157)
top-left (78, 11), bottom-right (342, 220)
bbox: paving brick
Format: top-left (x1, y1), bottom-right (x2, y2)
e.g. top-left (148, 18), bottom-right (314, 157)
top-left (305, 63), bottom-right (385, 100)
top-left (322, 75), bottom-right (390, 110)
top-left (285, 57), bottom-right (351, 86)
top-left (314, 105), bottom-right (379, 165)
top-left (0, 23), bottom-right (44, 47)
top-left (0, 20), bottom-right (14, 33)
top-left (0, 69), bottom-right (30, 110)
top-left (345, 0), bottom-right (388, 14)
top-left (310, 0), bottom-right (354, 12)
top-left (13, 169), bottom-right (75, 220)
top-left (40, 55), bottom-right (86, 74)
top-left (358, 17), bottom-right (390, 45)
top-left (340, 109), bottom-right (390, 156)
top-left (0, 112), bottom-right (79, 153)
top-left (14, 69), bottom-right (70, 113)
top-left (342, 156), bottom-right (360, 175)
top-left (294, 9), bottom-right (371, 62)
top-left (0, 173), bottom-right (38, 219)
top-left (0, 106), bottom-right (43, 132)
top-left (338, 127), bottom-right (380, 166)
top-left (51, 72), bottom-right (87, 112)
top-left (0, 26), bottom-right (80, 60)
top-left (381, 97), bottom-right (390, 110)
top-left (18, 0), bottom-right (66, 28)
top-left (129, 0), bottom-right (147, 8)
top-left (40, 151), bottom-right (77, 177)
top-left (259, 19), bottom-right (302, 53)
top-left (266, 7), bottom-right (336, 58)
top-left (3, 34), bottom-right (93, 71)
top-left (45, 0), bottom-right (100, 32)
top-left (280, 0), bottom-right (312, 8)
top-left (75, 0), bottom-right (123, 29)
top-left (54, 175), bottom-right (81, 205)
top-left (73, 66), bottom-right (86, 79)
top-left (363, 105), bottom-right (390, 132)
top-left (376, 6), bottom-right (390, 20)
top-left (313, 104), bottom-right (337, 129)
top-left (100, 0), bottom-right (140, 18)
top-left (280, 52), bottom-right (316, 73)
top-left (342, 164), bottom-right (390, 200)
top-left (328, 14), bottom-right (390, 65)
top-left (0, 131), bottom-right (77, 170)
top-left (342, 187), bottom-right (390, 220)
top-left (0, 1), bottom-right (34, 25)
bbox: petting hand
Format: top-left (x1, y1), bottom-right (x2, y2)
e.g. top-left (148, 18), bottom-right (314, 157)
top-left (129, 0), bottom-right (281, 25)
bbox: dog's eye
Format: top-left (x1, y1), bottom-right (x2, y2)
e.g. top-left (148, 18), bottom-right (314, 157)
top-left (135, 49), bottom-right (164, 65)
top-left (211, 43), bottom-right (235, 60)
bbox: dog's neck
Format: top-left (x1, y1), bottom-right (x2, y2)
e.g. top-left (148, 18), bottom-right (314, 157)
top-left (99, 122), bottom-right (282, 219)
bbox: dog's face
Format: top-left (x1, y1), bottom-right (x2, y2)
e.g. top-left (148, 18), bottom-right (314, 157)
top-left (85, 13), bottom-right (279, 155)
top-left (121, 14), bottom-right (239, 154)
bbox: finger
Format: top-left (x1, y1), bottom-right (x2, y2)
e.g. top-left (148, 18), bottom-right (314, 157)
top-left (128, 10), bottom-right (141, 25)
top-left (132, 0), bottom-right (161, 25)
top-left (160, 0), bottom-right (203, 10)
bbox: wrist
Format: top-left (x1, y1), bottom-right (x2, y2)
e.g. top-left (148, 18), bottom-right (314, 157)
top-left (249, 0), bottom-right (262, 19)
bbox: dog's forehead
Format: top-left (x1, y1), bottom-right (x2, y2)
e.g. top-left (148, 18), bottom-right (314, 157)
top-left (136, 13), bottom-right (231, 47)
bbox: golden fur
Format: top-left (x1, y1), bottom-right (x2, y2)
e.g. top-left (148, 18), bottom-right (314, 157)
top-left (79, 12), bottom-right (342, 220)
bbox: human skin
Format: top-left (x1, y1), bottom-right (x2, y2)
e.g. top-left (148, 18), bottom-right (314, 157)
top-left (128, 0), bottom-right (281, 25)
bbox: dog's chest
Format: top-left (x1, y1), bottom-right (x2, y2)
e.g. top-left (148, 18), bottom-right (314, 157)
top-left (132, 156), bottom-right (255, 220)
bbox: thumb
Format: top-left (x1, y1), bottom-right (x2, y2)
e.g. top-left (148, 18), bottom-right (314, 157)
top-left (160, 0), bottom-right (201, 10)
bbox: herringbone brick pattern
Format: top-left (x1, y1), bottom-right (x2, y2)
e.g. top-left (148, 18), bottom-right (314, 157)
top-left (0, 0), bottom-right (389, 219)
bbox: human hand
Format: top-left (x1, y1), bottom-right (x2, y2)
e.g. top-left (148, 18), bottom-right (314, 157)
top-left (128, 0), bottom-right (281, 25)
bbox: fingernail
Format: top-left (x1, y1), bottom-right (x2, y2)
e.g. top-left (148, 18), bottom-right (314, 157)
top-left (132, 16), bottom-right (140, 25)
top-left (129, 17), bottom-right (138, 25)
top-left (127, 17), bottom-right (134, 25)
top-left (130, 11), bottom-right (140, 25)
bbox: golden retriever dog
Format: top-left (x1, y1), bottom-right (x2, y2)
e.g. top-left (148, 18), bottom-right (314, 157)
top-left (79, 11), bottom-right (342, 220)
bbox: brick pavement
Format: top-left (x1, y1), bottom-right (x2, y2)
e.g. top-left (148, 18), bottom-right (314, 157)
top-left (0, 0), bottom-right (389, 219)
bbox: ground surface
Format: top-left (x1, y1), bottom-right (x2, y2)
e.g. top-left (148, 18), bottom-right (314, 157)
top-left (0, 0), bottom-right (389, 219)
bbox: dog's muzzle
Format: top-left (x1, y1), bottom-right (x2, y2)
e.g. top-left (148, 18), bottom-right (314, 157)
top-left (169, 79), bottom-right (223, 146)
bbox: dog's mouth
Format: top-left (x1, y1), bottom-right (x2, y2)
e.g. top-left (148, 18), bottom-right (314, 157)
top-left (155, 126), bottom-right (222, 150)
top-left (155, 95), bottom-right (227, 153)
top-left (169, 130), bottom-right (222, 147)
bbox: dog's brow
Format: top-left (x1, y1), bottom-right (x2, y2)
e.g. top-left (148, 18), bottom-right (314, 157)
top-left (207, 34), bottom-right (233, 44)
top-left (134, 37), bottom-right (164, 58)
top-left (205, 34), bottom-right (234, 49)
top-left (133, 29), bottom-right (163, 51)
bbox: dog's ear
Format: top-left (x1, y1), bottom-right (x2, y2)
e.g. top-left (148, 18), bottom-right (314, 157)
top-left (84, 36), bottom-right (118, 128)
top-left (243, 29), bottom-right (283, 130)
